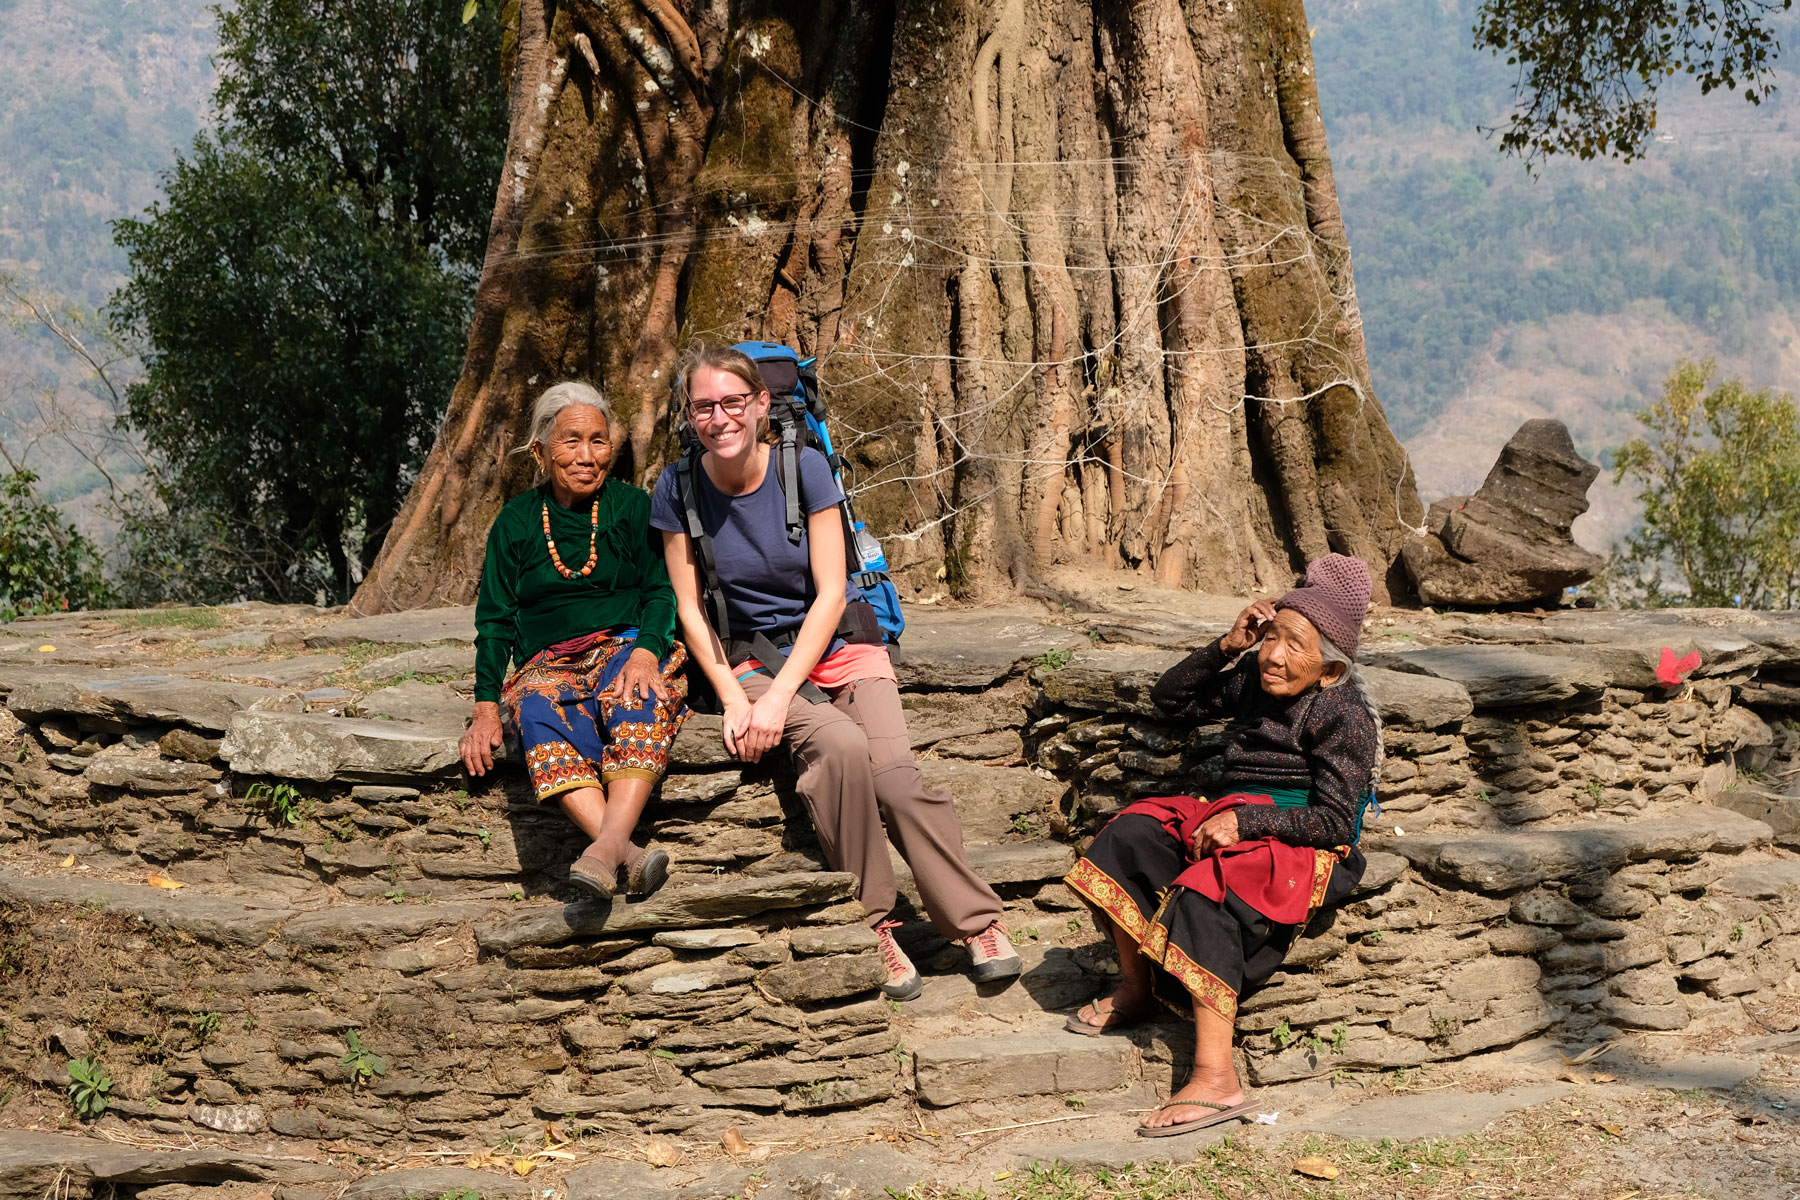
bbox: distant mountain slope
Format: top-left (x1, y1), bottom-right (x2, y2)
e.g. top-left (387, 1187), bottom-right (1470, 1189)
top-left (0, 0), bottom-right (215, 304)
top-left (1312, 0), bottom-right (1800, 549)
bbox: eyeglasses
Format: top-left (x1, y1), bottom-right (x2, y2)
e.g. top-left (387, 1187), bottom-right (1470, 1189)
top-left (688, 393), bottom-right (757, 423)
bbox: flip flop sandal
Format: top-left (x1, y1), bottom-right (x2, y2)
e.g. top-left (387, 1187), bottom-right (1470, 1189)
top-left (1064, 998), bottom-right (1151, 1037)
top-left (1136, 1097), bottom-right (1257, 1138)
top-left (567, 845), bottom-right (622, 900)
top-left (622, 843), bottom-right (671, 897)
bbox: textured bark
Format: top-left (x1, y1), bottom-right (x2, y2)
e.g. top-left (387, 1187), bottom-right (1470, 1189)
top-left (354, 0), bottom-right (1422, 613)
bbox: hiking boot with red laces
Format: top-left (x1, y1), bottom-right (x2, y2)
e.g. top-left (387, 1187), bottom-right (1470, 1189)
top-left (965, 920), bottom-right (1023, 983)
top-left (875, 920), bottom-right (923, 1001)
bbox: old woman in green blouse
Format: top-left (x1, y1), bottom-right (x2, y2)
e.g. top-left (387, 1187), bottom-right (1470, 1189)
top-left (461, 382), bottom-right (689, 899)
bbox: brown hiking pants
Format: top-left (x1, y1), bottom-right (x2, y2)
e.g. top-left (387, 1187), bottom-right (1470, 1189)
top-left (738, 673), bottom-right (1003, 938)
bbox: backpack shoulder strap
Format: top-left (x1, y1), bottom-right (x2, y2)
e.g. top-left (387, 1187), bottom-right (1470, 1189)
top-left (675, 447), bottom-right (731, 643)
top-left (779, 414), bottom-right (803, 545)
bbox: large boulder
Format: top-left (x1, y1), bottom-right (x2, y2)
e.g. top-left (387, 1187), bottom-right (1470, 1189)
top-left (1401, 419), bottom-right (1604, 607)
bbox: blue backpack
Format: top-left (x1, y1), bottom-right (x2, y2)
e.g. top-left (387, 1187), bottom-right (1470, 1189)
top-left (674, 341), bottom-right (905, 660)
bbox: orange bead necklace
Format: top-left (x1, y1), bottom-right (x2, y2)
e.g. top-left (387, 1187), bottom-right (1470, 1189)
top-left (541, 497), bottom-right (600, 578)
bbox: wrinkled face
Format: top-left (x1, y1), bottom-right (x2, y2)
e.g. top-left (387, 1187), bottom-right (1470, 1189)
top-left (1257, 608), bottom-right (1341, 697)
top-left (535, 404), bottom-right (614, 502)
top-left (686, 366), bottom-right (770, 461)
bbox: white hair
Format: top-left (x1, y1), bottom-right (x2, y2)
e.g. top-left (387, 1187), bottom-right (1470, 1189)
top-left (516, 381), bottom-right (613, 459)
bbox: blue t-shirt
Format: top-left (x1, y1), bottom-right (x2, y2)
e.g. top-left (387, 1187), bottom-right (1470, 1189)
top-left (650, 446), bottom-right (861, 636)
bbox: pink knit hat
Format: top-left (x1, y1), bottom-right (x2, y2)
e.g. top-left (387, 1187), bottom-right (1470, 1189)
top-left (1276, 554), bottom-right (1372, 659)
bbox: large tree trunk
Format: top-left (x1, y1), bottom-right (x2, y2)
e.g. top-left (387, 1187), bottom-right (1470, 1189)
top-left (352, 0), bottom-right (1422, 614)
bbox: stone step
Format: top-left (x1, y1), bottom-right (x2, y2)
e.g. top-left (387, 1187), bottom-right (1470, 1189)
top-left (911, 1026), bottom-right (1132, 1106)
top-left (1376, 806), bottom-right (1774, 892)
top-left (0, 1129), bottom-right (346, 1200)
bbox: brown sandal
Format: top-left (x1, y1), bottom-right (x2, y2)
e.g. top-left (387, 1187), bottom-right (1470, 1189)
top-left (621, 843), bottom-right (670, 897)
top-left (1064, 995), bottom-right (1153, 1037)
top-left (567, 845), bottom-right (622, 900)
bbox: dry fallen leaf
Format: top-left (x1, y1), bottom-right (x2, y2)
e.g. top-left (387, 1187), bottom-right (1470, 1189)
top-left (1591, 1072), bottom-right (1617, 1083)
top-left (645, 1137), bottom-right (683, 1168)
top-left (1559, 1042), bottom-right (1614, 1066)
top-left (1293, 1156), bottom-right (1340, 1180)
top-left (545, 1121), bottom-right (568, 1144)
top-left (37, 645), bottom-right (55, 653)
top-left (993, 1171), bottom-right (1013, 1181)
top-left (1559, 1072), bottom-right (1585, 1084)
top-left (146, 873), bottom-right (186, 889)
top-left (511, 1158), bottom-right (534, 1177)
top-left (1597, 1122), bottom-right (1623, 1137)
top-left (721, 1128), bottom-right (751, 1157)
top-left (59, 855), bottom-right (76, 868)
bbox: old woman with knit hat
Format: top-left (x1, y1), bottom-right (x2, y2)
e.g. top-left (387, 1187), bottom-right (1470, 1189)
top-left (1063, 554), bottom-right (1382, 1137)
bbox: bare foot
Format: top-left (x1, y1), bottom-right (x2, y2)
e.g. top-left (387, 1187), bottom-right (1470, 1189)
top-left (1068, 987), bottom-right (1155, 1033)
top-left (1139, 1072), bottom-right (1245, 1130)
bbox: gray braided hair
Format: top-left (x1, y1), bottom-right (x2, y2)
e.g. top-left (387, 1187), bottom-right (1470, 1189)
top-left (1319, 632), bottom-right (1386, 777)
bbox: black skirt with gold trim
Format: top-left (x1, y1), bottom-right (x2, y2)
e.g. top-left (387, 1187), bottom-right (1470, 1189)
top-left (1066, 814), bottom-right (1363, 1022)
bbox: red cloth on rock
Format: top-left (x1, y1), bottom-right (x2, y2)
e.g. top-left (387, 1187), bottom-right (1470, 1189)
top-left (1115, 793), bottom-right (1339, 927)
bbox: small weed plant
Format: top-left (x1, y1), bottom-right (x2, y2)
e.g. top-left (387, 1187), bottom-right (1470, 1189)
top-left (1034, 648), bottom-right (1073, 671)
top-left (339, 1029), bottom-right (386, 1084)
top-left (66, 1056), bottom-right (111, 1120)
top-left (244, 781), bottom-right (308, 826)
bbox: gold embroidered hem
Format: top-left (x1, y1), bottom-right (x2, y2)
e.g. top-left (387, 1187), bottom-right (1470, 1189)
top-left (1066, 857), bottom-right (1240, 1022)
top-left (1066, 856), bottom-right (1150, 944)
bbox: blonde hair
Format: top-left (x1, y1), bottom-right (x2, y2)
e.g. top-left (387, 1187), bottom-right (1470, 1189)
top-left (674, 344), bottom-right (775, 443)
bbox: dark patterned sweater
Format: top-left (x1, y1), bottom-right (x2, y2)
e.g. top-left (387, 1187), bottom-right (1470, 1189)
top-left (1149, 639), bottom-right (1378, 848)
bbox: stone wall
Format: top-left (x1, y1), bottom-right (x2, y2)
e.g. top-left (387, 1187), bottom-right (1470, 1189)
top-left (1, 602), bottom-right (1798, 1144)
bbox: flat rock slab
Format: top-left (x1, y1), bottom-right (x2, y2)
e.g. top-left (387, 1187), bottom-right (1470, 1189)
top-left (304, 606), bottom-right (476, 650)
top-left (6, 675), bottom-right (285, 732)
top-left (474, 870), bottom-right (860, 952)
top-left (1037, 649), bottom-right (1184, 716)
top-left (566, 1145), bottom-right (933, 1200)
top-left (213, 656), bottom-right (346, 687)
top-left (919, 759), bottom-right (1068, 841)
top-left (1606, 1053), bottom-right (1762, 1092)
top-left (1359, 666), bottom-right (1473, 730)
top-left (221, 710), bottom-right (460, 781)
top-left (356, 680), bottom-right (470, 731)
top-left (1714, 858), bottom-right (1800, 898)
top-left (1294, 1083), bottom-right (1571, 1140)
top-left (1382, 809), bottom-right (1772, 892)
top-left (0, 869), bottom-right (294, 947)
top-left (0, 1130), bottom-right (343, 1200)
top-left (343, 1167), bottom-right (534, 1200)
top-left (354, 645), bottom-right (478, 682)
top-left (896, 609), bottom-right (1088, 688)
top-left (912, 1028), bottom-right (1132, 1105)
top-left (1364, 645), bottom-right (1609, 708)
top-left (282, 901), bottom-right (501, 950)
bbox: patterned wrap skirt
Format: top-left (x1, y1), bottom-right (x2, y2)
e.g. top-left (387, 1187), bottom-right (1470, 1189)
top-left (500, 635), bottom-right (690, 803)
top-left (1067, 813), bottom-right (1363, 1022)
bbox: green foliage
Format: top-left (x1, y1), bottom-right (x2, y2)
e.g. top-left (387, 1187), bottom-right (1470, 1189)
top-left (1034, 648), bottom-right (1073, 672)
top-left (243, 781), bottom-right (309, 826)
top-left (0, 469), bottom-right (112, 621)
top-left (191, 1011), bottom-right (222, 1042)
top-left (1609, 360), bottom-right (1800, 608)
top-left (66, 1055), bottom-right (111, 1120)
top-left (1474, 0), bottom-right (1786, 164)
top-left (108, 0), bottom-right (505, 604)
top-left (339, 1028), bottom-right (386, 1083)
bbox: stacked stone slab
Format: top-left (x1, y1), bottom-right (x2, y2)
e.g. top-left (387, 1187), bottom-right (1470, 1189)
top-left (1027, 617), bottom-right (1800, 1083)
top-left (2, 601), bottom-right (1799, 1147)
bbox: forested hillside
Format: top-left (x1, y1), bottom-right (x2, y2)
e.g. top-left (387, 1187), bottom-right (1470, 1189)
top-left (3, 0), bottom-right (1798, 558)
top-left (1311, 0), bottom-right (1800, 545)
top-left (0, 0), bottom-right (214, 514)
